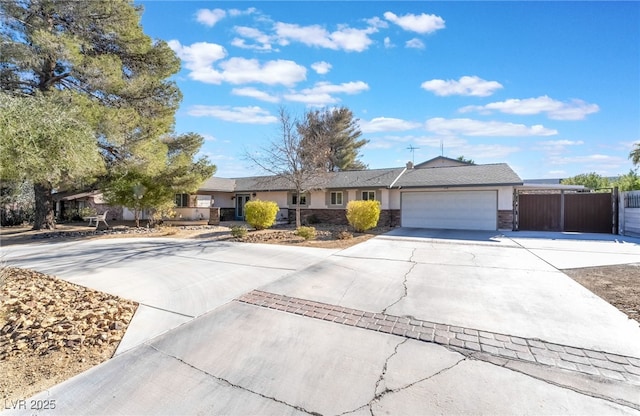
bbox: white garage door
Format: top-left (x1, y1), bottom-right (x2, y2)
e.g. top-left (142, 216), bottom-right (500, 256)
top-left (401, 191), bottom-right (497, 230)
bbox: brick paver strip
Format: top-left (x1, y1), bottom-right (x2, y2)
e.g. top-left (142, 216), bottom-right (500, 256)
top-left (237, 290), bottom-right (640, 385)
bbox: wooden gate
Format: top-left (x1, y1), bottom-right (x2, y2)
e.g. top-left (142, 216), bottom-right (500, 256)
top-left (518, 194), bottom-right (561, 231)
top-left (516, 191), bottom-right (614, 233)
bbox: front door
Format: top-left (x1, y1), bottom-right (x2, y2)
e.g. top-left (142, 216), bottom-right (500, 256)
top-left (235, 194), bottom-right (251, 219)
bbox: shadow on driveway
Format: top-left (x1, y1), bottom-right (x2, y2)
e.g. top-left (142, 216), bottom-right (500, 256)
top-left (382, 227), bottom-right (507, 243)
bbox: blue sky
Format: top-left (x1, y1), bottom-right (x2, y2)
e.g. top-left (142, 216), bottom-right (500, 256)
top-left (137, 1), bottom-right (639, 179)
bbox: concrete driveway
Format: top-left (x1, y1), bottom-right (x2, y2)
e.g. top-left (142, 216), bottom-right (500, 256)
top-left (3, 230), bottom-right (640, 415)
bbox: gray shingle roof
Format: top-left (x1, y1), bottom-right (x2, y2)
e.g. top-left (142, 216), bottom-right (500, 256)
top-left (324, 168), bottom-right (406, 189)
top-left (199, 177), bottom-right (236, 192)
top-left (199, 164), bottom-right (522, 192)
top-left (394, 163), bottom-right (522, 188)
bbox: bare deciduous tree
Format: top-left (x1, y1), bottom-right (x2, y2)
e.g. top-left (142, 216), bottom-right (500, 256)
top-left (245, 108), bottom-right (330, 228)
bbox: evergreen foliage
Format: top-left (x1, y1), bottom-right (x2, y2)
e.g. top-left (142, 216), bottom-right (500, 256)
top-left (298, 107), bottom-right (368, 171)
top-left (0, 0), bottom-right (215, 229)
top-left (612, 170), bottom-right (640, 191)
top-left (102, 133), bottom-right (215, 227)
top-left (561, 172), bottom-right (611, 190)
top-left (631, 144), bottom-right (640, 166)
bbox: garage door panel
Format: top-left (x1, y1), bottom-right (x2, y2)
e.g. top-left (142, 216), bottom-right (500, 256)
top-left (401, 191), bottom-right (497, 230)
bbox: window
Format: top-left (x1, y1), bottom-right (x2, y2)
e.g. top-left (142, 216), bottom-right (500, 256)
top-left (292, 194), bottom-right (307, 205)
top-left (330, 191), bottom-right (343, 205)
top-left (175, 194), bottom-right (189, 207)
top-left (362, 191), bottom-right (376, 201)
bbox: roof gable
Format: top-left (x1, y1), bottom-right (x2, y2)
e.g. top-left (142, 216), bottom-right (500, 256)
top-left (414, 156), bottom-right (473, 169)
top-left (395, 163), bottom-right (522, 188)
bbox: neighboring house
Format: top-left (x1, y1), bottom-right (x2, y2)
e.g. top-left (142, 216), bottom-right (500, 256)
top-left (186, 157), bottom-right (523, 231)
top-left (53, 190), bottom-right (122, 221)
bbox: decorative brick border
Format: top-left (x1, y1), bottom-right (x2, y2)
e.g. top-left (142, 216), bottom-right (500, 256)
top-left (237, 290), bottom-right (640, 385)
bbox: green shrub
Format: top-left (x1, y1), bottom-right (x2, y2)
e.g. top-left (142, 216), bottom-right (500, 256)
top-left (245, 200), bottom-right (279, 230)
top-left (346, 200), bottom-right (381, 232)
top-left (296, 226), bottom-right (316, 240)
top-left (230, 225), bottom-right (247, 238)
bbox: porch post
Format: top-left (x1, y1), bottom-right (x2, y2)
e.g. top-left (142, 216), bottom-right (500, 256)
top-left (560, 190), bottom-right (565, 231)
top-left (208, 207), bottom-right (220, 225)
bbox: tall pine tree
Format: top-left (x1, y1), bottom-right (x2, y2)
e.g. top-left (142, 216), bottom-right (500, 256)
top-left (299, 107), bottom-right (369, 172)
top-left (0, 0), bottom-right (183, 229)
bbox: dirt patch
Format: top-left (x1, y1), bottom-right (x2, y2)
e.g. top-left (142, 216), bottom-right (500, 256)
top-left (0, 222), bottom-right (388, 250)
top-left (232, 225), bottom-right (390, 249)
top-left (0, 268), bottom-right (137, 402)
top-left (564, 264), bottom-right (640, 323)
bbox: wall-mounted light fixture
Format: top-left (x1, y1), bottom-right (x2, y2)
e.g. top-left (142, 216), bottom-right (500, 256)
top-left (252, 192), bottom-right (257, 197)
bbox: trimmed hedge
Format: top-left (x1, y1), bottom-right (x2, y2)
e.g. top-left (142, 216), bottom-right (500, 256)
top-left (346, 200), bottom-right (381, 232)
top-left (245, 200), bottom-right (279, 230)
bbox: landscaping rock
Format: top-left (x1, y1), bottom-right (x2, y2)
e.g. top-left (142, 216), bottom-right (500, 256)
top-left (0, 267), bottom-right (138, 401)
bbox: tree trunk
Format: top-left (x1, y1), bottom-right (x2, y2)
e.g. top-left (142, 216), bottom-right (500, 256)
top-left (134, 208), bottom-right (140, 228)
top-left (33, 182), bottom-right (55, 230)
top-left (295, 190), bottom-right (301, 228)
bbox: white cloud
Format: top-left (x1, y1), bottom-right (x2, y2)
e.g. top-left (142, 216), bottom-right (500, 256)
top-left (231, 87), bottom-right (279, 103)
top-left (168, 40), bottom-right (227, 84)
top-left (274, 22), bottom-right (378, 52)
top-left (366, 16), bottom-right (389, 29)
top-left (284, 81), bottom-right (369, 107)
top-left (405, 38), bottom-right (425, 49)
top-left (383, 37), bottom-right (394, 48)
top-left (232, 26), bottom-right (274, 51)
top-left (201, 134), bottom-right (217, 142)
top-left (383, 11), bottom-right (445, 34)
top-left (539, 140), bottom-right (584, 145)
top-left (228, 8), bottom-right (256, 17)
top-left (304, 81), bottom-right (369, 95)
top-left (284, 92), bottom-right (339, 106)
top-left (219, 58), bottom-right (306, 86)
top-left (188, 105), bottom-right (278, 124)
top-left (360, 117), bottom-right (421, 133)
top-left (459, 96), bottom-right (600, 120)
top-left (311, 61), bottom-right (332, 75)
top-left (452, 143), bottom-right (520, 159)
top-left (425, 118), bottom-right (558, 137)
top-left (169, 41), bottom-right (307, 86)
top-left (548, 154), bottom-right (629, 174)
top-left (421, 76), bottom-right (503, 97)
top-left (549, 154), bottom-right (626, 165)
top-left (196, 9), bottom-right (226, 27)
top-left (534, 139), bottom-right (585, 157)
top-left (366, 135), bottom-right (519, 161)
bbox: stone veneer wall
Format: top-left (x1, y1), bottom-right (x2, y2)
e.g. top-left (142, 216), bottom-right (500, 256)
top-left (498, 210), bottom-right (514, 230)
top-left (288, 209), bottom-right (400, 228)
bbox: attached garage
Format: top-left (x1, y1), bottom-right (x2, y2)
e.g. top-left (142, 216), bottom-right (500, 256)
top-left (401, 190), bottom-right (498, 230)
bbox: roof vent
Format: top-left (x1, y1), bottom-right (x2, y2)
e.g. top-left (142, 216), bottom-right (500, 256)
top-left (406, 161), bottom-right (414, 169)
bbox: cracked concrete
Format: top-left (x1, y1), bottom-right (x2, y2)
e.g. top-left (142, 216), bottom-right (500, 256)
top-left (371, 359), bottom-right (639, 415)
top-left (147, 344), bottom-right (322, 416)
top-left (373, 340), bottom-right (464, 395)
top-left (382, 249), bottom-right (416, 314)
top-left (5, 229), bottom-right (640, 415)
